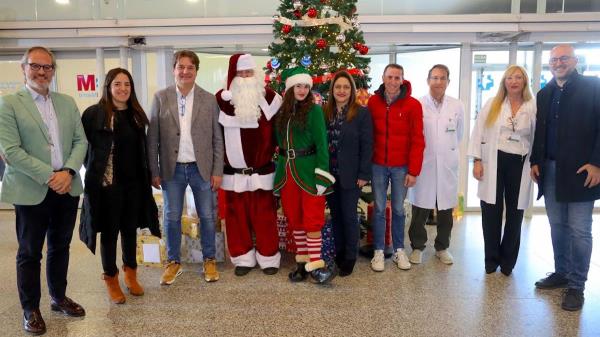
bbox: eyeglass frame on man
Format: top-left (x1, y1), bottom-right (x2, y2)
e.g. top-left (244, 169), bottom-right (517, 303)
top-left (549, 55), bottom-right (575, 65)
top-left (27, 63), bottom-right (55, 72)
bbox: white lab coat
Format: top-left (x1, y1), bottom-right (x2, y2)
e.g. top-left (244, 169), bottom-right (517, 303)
top-left (408, 94), bottom-right (465, 210)
top-left (467, 97), bottom-right (536, 210)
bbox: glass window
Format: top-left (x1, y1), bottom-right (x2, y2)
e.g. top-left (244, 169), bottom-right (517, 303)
top-left (358, 0), bottom-right (512, 15)
top-left (395, 48), bottom-right (460, 99)
top-left (547, 0), bottom-right (600, 13)
top-left (367, 54), bottom-right (390, 93)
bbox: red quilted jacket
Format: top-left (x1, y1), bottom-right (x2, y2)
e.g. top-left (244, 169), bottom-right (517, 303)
top-left (368, 81), bottom-right (425, 176)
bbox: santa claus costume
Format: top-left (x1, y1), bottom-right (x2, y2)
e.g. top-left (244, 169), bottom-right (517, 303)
top-left (273, 67), bottom-right (337, 284)
top-left (216, 54), bottom-right (282, 275)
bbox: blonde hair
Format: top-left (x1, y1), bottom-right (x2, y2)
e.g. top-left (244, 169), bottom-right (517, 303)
top-left (485, 65), bottom-right (533, 128)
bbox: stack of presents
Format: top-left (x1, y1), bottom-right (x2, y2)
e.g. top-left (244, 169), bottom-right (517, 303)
top-left (138, 187), bottom-right (460, 267)
top-left (136, 189), bottom-right (226, 267)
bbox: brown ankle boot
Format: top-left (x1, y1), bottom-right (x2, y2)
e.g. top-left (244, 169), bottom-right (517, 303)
top-left (123, 265), bottom-right (144, 296)
top-left (102, 272), bottom-right (126, 304)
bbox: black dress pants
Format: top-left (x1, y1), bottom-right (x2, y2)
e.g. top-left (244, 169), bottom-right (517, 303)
top-left (14, 189), bottom-right (79, 311)
top-left (481, 150), bottom-right (525, 273)
top-left (409, 204), bottom-right (453, 251)
top-left (99, 183), bottom-right (140, 276)
top-left (326, 181), bottom-right (361, 270)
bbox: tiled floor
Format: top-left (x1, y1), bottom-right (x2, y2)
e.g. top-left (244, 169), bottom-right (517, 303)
top-left (0, 211), bottom-right (598, 337)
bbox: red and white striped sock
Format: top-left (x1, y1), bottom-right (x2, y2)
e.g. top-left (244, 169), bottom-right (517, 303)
top-left (306, 235), bottom-right (322, 262)
top-left (293, 230), bottom-right (307, 256)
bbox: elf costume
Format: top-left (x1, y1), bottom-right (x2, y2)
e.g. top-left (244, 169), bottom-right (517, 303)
top-left (273, 67), bottom-right (336, 284)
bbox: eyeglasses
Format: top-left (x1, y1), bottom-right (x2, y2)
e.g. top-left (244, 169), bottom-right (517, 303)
top-left (549, 56), bottom-right (573, 64)
top-left (179, 95), bottom-right (186, 116)
top-left (27, 63), bottom-right (55, 71)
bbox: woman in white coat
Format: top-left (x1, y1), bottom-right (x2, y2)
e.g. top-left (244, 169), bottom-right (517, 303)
top-left (468, 65), bottom-right (536, 276)
top-left (408, 64), bottom-right (464, 265)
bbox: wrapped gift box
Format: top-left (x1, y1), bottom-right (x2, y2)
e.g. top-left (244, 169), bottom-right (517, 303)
top-left (181, 232), bottom-right (225, 263)
top-left (321, 216), bottom-right (336, 263)
top-left (136, 232), bottom-right (167, 267)
top-left (181, 215), bottom-right (200, 239)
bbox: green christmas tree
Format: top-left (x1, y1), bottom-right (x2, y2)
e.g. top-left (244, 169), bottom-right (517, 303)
top-left (266, 0), bottom-right (371, 99)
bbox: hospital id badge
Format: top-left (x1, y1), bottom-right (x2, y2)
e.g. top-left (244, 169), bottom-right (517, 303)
top-left (446, 119), bottom-right (457, 132)
top-left (508, 133), bottom-right (521, 142)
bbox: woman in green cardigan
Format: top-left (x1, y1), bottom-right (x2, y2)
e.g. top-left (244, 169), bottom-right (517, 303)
top-left (273, 67), bottom-right (336, 284)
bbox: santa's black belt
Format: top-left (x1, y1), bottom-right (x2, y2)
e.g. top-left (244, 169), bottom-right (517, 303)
top-left (277, 146), bottom-right (316, 159)
top-left (224, 163), bottom-right (274, 175)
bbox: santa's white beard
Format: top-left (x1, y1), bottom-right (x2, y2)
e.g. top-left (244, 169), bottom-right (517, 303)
top-left (230, 75), bottom-right (266, 123)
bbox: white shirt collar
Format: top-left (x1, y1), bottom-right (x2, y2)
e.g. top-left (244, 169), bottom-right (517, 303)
top-left (25, 84), bottom-right (50, 101)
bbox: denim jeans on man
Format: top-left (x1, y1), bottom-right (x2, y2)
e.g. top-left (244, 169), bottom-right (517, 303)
top-left (162, 162), bottom-right (216, 262)
top-left (372, 163), bottom-right (409, 250)
top-left (543, 160), bottom-right (594, 290)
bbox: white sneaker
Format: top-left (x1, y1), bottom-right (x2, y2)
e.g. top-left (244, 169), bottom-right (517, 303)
top-left (409, 249), bottom-right (423, 264)
top-left (370, 250), bottom-right (385, 272)
top-left (435, 249), bottom-right (454, 265)
top-left (392, 249), bottom-right (411, 270)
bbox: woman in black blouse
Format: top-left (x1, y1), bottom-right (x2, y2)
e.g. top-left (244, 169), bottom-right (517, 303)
top-left (80, 68), bottom-right (160, 304)
top-left (323, 71), bottom-right (373, 276)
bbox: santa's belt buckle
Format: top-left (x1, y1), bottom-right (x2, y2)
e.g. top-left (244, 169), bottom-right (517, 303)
top-left (287, 149), bottom-right (296, 159)
top-left (241, 167), bottom-right (254, 175)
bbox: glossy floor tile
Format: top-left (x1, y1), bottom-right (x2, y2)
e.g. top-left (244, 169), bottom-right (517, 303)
top-left (0, 211), bottom-right (598, 337)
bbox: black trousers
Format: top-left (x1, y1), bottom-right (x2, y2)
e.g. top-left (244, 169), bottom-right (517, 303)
top-left (481, 150), bottom-right (526, 273)
top-left (326, 181), bottom-right (361, 268)
top-left (99, 183), bottom-right (140, 276)
top-left (14, 190), bottom-right (79, 311)
top-left (409, 204), bottom-right (453, 251)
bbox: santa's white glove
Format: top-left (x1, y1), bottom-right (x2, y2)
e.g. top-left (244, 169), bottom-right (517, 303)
top-left (316, 185), bottom-right (326, 196)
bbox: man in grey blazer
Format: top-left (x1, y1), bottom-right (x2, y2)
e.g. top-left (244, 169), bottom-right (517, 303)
top-left (0, 46), bottom-right (88, 335)
top-left (147, 50), bottom-right (224, 285)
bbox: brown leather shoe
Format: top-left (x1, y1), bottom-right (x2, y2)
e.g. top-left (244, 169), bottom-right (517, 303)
top-left (102, 272), bottom-right (126, 304)
top-left (50, 297), bottom-right (85, 317)
top-left (123, 265), bottom-right (144, 296)
top-left (23, 309), bottom-right (46, 335)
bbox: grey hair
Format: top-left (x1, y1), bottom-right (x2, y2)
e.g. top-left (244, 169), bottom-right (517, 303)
top-left (20, 46), bottom-right (57, 68)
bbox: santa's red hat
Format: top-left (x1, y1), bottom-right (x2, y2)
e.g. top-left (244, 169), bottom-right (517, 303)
top-left (221, 53), bottom-right (256, 101)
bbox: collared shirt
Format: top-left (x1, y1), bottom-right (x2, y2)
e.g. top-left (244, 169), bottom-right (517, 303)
top-left (431, 95), bottom-right (444, 113)
top-left (26, 85), bottom-right (63, 170)
top-left (545, 84), bottom-right (562, 160)
top-left (176, 85), bottom-right (196, 163)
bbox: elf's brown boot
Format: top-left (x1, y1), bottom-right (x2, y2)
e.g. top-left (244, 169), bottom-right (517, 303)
top-left (123, 265), bottom-right (144, 296)
top-left (102, 272), bottom-right (126, 304)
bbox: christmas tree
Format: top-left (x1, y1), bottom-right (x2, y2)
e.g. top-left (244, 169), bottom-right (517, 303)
top-left (266, 0), bottom-right (371, 102)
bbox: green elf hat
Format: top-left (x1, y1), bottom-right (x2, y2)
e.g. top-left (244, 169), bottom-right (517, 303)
top-left (281, 66), bottom-right (313, 91)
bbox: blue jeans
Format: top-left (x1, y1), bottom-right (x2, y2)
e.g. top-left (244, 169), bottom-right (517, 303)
top-left (162, 163), bottom-right (216, 262)
top-left (372, 164), bottom-right (408, 250)
top-left (543, 160), bottom-right (595, 290)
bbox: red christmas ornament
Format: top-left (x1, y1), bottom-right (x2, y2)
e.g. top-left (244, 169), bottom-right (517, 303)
top-left (320, 0), bottom-right (328, 3)
top-left (267, 60), bottom-right (272, 70)
top-left (359, 45), bottom-right (369, 55)
top-left (316, 38), bottom-right (327, 49)
top-left (307, 8), bottom-right (317, 18)
top-left (293, 9), bottom-right (302, 18)
top-left (281, 24), bottom-right (292, 34)
top-left (353, 42), bottom-right (362, 51)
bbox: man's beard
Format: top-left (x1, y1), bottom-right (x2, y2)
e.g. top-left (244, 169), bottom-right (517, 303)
top-left (229, 75), bottom-right (266, 123)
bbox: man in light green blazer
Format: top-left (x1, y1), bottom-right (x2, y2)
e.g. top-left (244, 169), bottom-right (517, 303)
top-left (0, 46), bottom-right (88, 336)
